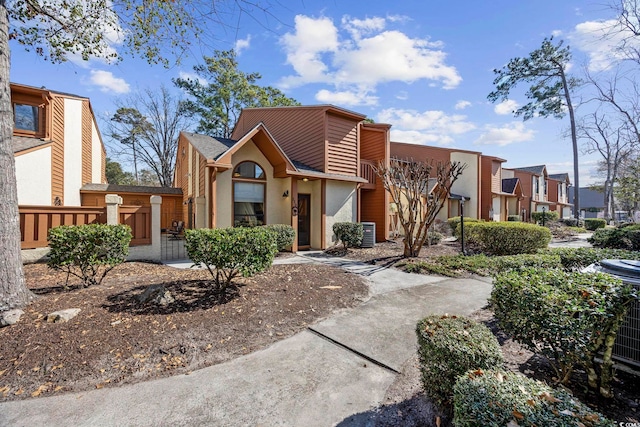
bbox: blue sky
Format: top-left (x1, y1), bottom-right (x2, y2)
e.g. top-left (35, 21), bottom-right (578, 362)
top-left (9, 0), bottom-right (627, 185)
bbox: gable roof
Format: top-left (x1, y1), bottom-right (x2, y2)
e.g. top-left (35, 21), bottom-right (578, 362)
top-left (548, 173), bottom-right (570, 184)
top-left (13, 136), bottom-right (50, 154)
top-left (181, 132), bottom-right (236, 161)
top-left (512, 165), bottom-right (547, 175)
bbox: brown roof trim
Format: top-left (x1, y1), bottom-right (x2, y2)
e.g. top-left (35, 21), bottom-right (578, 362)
top-left (287, 170), bottom-right (368, 183)
top-left (240, 104), bottom-right (367, 121)
top-left (391, 140), bottom-right (482, 156)
top-left (481, 154), bottom-right (508, 163)
top-left (361, 122), bottom-right (392, 130)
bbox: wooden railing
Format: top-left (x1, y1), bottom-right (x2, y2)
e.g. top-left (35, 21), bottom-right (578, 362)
top-left (360, 160), bottom-right (377, 190)
top-left (19, 205), bottom-right (106, 249)
top-left (119, 205), bottom-right (151, 246)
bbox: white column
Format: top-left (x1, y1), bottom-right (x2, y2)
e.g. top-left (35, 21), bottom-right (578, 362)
top-left (105, 194), bottom-right (122, 225)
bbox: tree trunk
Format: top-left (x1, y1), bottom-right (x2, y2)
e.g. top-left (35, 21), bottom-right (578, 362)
top-left (560, 69), bottom-right (580, 219)
top-left (0, 2), bottom-right (34, 311)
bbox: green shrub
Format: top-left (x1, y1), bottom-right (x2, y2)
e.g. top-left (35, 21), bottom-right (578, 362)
top-left (588, 224), bottom-right (640, 250)
top-left (491, 268), bottom-right (637, 397)
top-left (453, 369), bottom-right (612, 427)
top-left (543, 247), bottom-right (640, 271)
top-left (491, 253), bottom-right (561, 272)
top-left (332, 222), bottom-right (363, 249)
top-left (507, 214), bottom-right (521, 221)
top-left (416, 315), bottom-right (504, 412)
top-left (584, 218), bottom-right (607, 231)
top-left (531, 210), bottom-right (559, 224)
top-left (262, 224), bottom-right (295, 251)
top-left (463, 222), bottom-right (551, 255)
top-left (47, 224), bottom-right (131, 287)
top-left (185, 227), bottom-right (278, 291)
top-left (427, 230), bottom-right (443, 245)
top-left (447, 217), bottom-right (481, 236)
top-left (559, 218), bottom-right (584, 227)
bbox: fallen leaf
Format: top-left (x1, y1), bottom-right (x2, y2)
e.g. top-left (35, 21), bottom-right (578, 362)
top-left (583, 414), bottom-right (600, 422)
top-left (54, 386), bottom-right (63, 392)
top-left (526, 399), bottom-right (536, 407)
top-left (506, 421), bottom-right (520, 427)
top-left (96, 383), bottom-right (104, 389)
top-left (436, 416), bottom-right (441, 427)
top-left (495, 371), bottom-right (504, 382)
top-left (31, 384), bottom-right (47, 397)
top-left (540, 391), bottom-right (561, 403)
top-left (319, 286), bottom-right (342, 290)
top-left (512, 410), bottom-right (524, 420)
top-left (14, 389), bottom-right (24, 395)
top-left (0, 370), bottom-right (5, 376)
top-left (32, 366), bottom-right (40, 372)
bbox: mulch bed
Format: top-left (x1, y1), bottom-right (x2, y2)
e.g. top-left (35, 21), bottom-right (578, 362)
top-left (0, 258), bottom-right (368, 401)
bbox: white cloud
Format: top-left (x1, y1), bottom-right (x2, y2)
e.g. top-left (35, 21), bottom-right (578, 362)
top-left (315, 89), bottom-right (378, 106)
top-left (551, 29), bottom-right (563, 37)
top-left (378, 108), bottom-right (476, 145)
top-left (454, 100), bottom-right (471, 110)
top-left (178, 71), bottom-right (207, 86)
top-left (235, 35), bottom-right (251, 54)
top-left (494, 99), bottom-right (519, 115)
top-left (569, 16), bottom-right (640, 71)
top-left (89, 70), bottom-right (130, 94)
top-left (474, 122), bottom-right (534, 146)
top-left (396, 91), bottom-right (409, 100)
top-left (279, 14), bottom-right (461, 106)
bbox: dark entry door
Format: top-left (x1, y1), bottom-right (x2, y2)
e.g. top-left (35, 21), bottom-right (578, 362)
top-left (297, 194), bottom-right (311, 247)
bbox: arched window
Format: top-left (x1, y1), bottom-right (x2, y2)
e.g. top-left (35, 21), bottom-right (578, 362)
top-left (233, 161), bottom-right (266, 227)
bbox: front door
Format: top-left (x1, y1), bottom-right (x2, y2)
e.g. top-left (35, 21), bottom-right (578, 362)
top-left (297, 194), bottom-right (311, 248)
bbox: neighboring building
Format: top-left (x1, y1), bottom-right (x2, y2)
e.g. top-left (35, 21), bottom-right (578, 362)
top-left (547, 173), bottom-right (572, 218)
top-left (479, 155), bottom-right (524, 221)
top-left (568, 187), bottom-right (605, 219)
top-left (11, 83), bottom-right (106, 206)
top-left (175, 105), bottom-right (388, 251)
top-left (389, 142), bottom-right (481, 220)
top-left (503, 165), bottom-right (554, 220)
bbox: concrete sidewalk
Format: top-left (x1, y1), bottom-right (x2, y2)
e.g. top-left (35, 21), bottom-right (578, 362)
top-left (0, 255), bottom-right (492, 427)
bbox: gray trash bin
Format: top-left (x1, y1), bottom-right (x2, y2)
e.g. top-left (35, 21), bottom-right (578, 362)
top-left (599, 259), bottom-right (640, 368)
top-left (360, 222), bottom-right (375, 248)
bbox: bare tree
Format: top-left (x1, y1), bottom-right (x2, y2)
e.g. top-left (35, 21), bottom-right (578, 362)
top-left (109, 86), bottom-right (192, 187)
top-left (603, 0), bottom-right (640, 65)
top-left (578, 112), bottom-right (635, 220)
top-left (376, 158), bottom-right (466, 258)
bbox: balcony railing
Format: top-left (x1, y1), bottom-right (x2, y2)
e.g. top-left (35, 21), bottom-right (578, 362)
top-left (360, 160), bottom-right (377, 190)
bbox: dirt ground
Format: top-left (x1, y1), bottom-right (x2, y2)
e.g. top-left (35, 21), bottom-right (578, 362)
top-left (0, 256), bottom-right (368, 401)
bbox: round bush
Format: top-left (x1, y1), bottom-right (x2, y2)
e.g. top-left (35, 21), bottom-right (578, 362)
top-left (531, 210), bottom-right (559, 224)
top-left (416, 315), bottom-right (504, 411)
top-left (588, 224), bottom-right (640, 250)
top-left (507, 214), bottom-right (521, 221)
top-left (463, 222), bottom-right (551, 255)
top-left (584, 218), bottom-right (606, 231)
top-left (262, 224), bottom-right (295, 251)
top-left (454, 369), bottom-right (612, 427)
top-left (332, 222), bottom-right (363, 248)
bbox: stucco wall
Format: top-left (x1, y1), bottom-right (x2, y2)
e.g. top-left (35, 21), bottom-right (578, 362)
top-left (16, 146), bottom-right (52, 205)
top-left (325, 180), bottom-right (357, 246)
top-left (450, 152), bottom-right (479, 219)
top-left (215, 140), bottom-right (290, 228)
top-left (64, 98), bottom-right (83, 206)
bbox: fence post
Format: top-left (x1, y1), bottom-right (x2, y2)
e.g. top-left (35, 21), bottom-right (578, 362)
top-left (105, 194), bottom-right (123, 225)
top-left (150, 195), bottom-right (162, 261)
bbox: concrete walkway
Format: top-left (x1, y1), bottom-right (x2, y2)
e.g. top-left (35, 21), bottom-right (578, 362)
top-left (0, 253), bottom-right (492, 427)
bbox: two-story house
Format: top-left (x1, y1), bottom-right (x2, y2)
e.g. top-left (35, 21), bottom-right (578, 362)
top-left (479, 155), bottom-right (524, 221)
top-left (174, 105), bottom-right (391, 251)
top-left (11, 83), bottom-right (106, 206)
top-left (547, 173), bottom-right (572, 218)
top-left (503, 165), bottom-right (554, 220)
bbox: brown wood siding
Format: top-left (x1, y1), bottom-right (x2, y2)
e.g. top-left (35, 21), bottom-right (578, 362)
top-left (480, 156), bottom-right (492, 221)
top-left (174, 135), bottom-right (190, 224)
top-left (51, 97), bottom-right (65, 205)
top-left (547, 178), bottom-right (560, 210)
top-left (81, 100), bottom-right (92, 185)
top-left (360, 126), bottom-right (390, 241)
top-left (326, 113), bottom-right (358, 175)
top-left (390, 142), bottom-right (451, 171)
top-left (233, 108), bottom-right (327, 171)
top-left (101, 149), bottom-right (106, 183)
top-left (513, 170), bottom-right (533, 218)
top-left (199, 154), bottom-right (206, 197)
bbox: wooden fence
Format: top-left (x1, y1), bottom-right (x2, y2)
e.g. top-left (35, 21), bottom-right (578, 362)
top-left (19, 205), bottom-right (151, 249)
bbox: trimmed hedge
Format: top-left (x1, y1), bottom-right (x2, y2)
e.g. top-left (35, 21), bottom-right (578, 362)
top-left (463, 222), bottom-right (551, 255)
top-left (453, 369), bottom-right (612, 427)
top-left (416, 315), bottom-right (504, 411)
top-left (559, 218), bottom-right (584, 227)
top-left (507, 214), bottom-right (521, 221)
top-left (47, 224), bottom-right (131, 287)
top-left (588, 224), bottom-right (640, 250)
top-left (332, 222), bottom-right (364, 249)
top-left (262, 224), bottom-right (295, 251)
top-left (185, 227), bottom-right (277, 290)
top-left (491, 268), bottom-right (636, 397)
top-left (584, 218), bottom-right (607, 231)
top-left (543, 247), bottom-right (640, 271)
top-left (447, 217), bottom-right (482, 236)
top-left (531, 210), bottom-right (559, 224)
